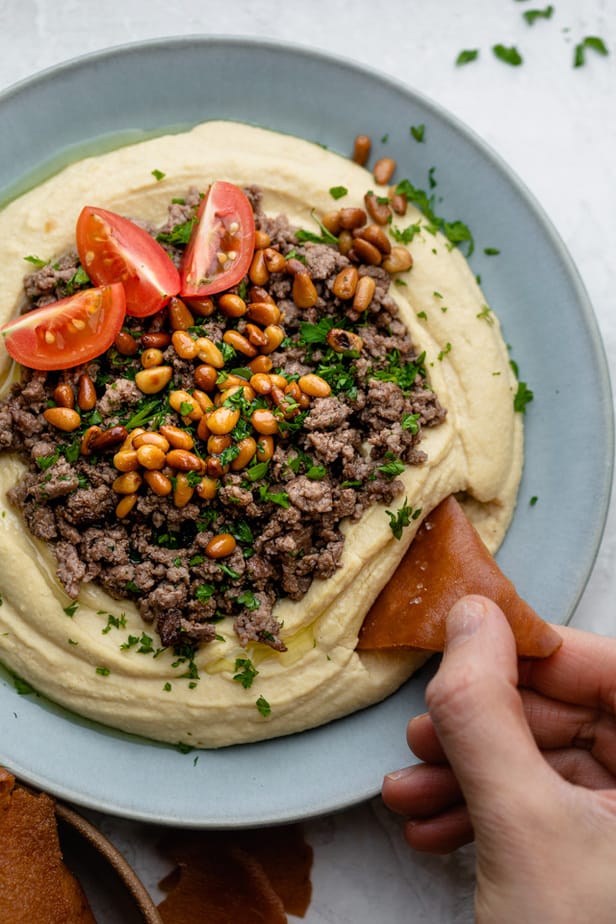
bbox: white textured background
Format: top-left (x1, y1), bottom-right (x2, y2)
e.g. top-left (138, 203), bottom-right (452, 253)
top-left (1, 1), bottom-right (615, 921)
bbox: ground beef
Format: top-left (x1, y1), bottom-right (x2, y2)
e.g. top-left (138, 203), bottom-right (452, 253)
top-left (0, 185), bottom-right (447, 660)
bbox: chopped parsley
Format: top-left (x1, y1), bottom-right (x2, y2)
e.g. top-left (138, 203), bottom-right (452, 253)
top-left (456, 49), bottom-right (479, 66)
top-left (492, 44), bottom-right (523, 66)
top-left (299, 317), bottom-right (336, 345)
top-left (573, 36), bottom-right (609, 68)
top-left (256, 695), bottom-right (271, 717)
top-left (530, 495), bottom-right (539, 506)
top-left (484, 247), bottom-right (501, 256)
top-left (522, 5), bottom-right (554, 25)
top-left (296, 211), bottom-right (339, 246)
top-left (258, 485), bottom-right (290, 508)
top-left (13, 674), bottom-right (35, 695)
top-left (101, 611), bottom-right (127, 633)
top-left (156, 217), bottom-right (197, 247)
top-left (233, 657), bottom-right (258, 689)
top-left (63, 601), bottom-right (79, 618)
top-left (329, 185), bottom-right (348, 200)
top-left (96, 666), bottom-right (111, 676)
top-left (378, 456), bottom-right (406, 479)
top-left (514, 381), bottom-right (534, 414)
top-left (394, 179), bottom-right (474, 256)
top-left (386, 498), bottom-right (421, 540)
top-left (390, 222), bottom-right (422, 245)
top-left (24, 254), bottom-right (48, 268)
top-left (401, 413), bottom-right (420, 434)
top-left (237, 590), bottom-right (260, 611)
top-left (410, 123), bottom-right (426, 143)
top-left (151, 168), bottom-right (166, 181)
top-left (372, 349), bottom-right (427, 393)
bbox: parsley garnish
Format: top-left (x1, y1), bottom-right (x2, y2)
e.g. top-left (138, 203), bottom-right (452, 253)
top-left (410, 123), bottom-right (426, 143)
top-left (96, 666), bottom-right (111, 676)
top-left (256, 695), bottom-right (271, 717)
top-left (492, 44), bottom-right (523, 66)
top-left (299, 317), bottom-right (336, 345)
top-left (296, 211), bottom-right (339, 246)
top-left (378, 456), bottom-right (406, 479)
top-left (573, 36), bottom-right (609, 68)
top-left (329, 185), bottom-right (348, 200)
top-left (514, 381), bottom-right (534, 413)
top-left (523, 5), bottom-right (554, 25)
top-left (484, 247), bottom-right (500, 256)
top-left (456, 49), bottom-right (479, 66)
top-left (237, 590), bottom-right (260, 611)
top-left (24, 254), bottom-right (48, 268)
top-left (13, 674), bottom-right (35, 695)
top-left (372, 350), bottom-right (427, 392)
top-left (394, 179), bottom-right (474, 256)
top-left (401, 413), bottom-right (420, 434)
top-left (63, 601), bottom-right (79, 618)
top-left (151, 168), bottom-right (166, 181)
top-left (156, 217), bottom-right (197, 247)
top-left (386, 499), bottom-right (421, 540)
top-left (390, 222), bottom-right (422, 245)
top-left (258, 485), bottom-right (290, 508)
top-left (233, 657), bottom-right (258, 689)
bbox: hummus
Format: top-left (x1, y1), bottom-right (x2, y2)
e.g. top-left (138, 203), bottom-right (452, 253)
top-left (0, 121), bottom-right (523, 747)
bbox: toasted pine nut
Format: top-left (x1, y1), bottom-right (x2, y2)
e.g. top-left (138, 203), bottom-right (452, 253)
top-left (76, 374), bottom-right (97, 411)
top-left (116, 494), bottom-right (138, 518)
top-left (251, 408), bottom-right (279, 435)
top-left (256, 435), bottom-right (275, 462)
top-left (337, 230), bottom-right (354, 256)
top-left (250, 372), bottom-right (273, 395)
top-left (192, 389), bottom-right (214, 413)
top-left (207, 406), bottom-right (240, 435)
top-left (113, 448), bottom-right (140, 472)
top-left (249, 249), bottom-right (269, 285)
top-left (373, 157), bottom-right (396, 185)
top-left (390, 192), bottom-right (408, 216)
top-left (196, 475), bottom-right (218, 500)
top-left (196, 416), bottom-right (211, 442)
top-left (114, 330), bottom-right (139, 355)
top-left (169, 390), bottom-right (203, 421)
top-left (364, 191), bottom-right (391, 225)
top-left (246, 302), bottom-right (281, 326)
top-left (136, 444), bottom-right (167, 470)
top-left (231, 437), bottom-right (257, 470)
top-left (292, 272), bottom-right (319, 309)
top-left (218, 293), bottom-right (247, 318)
top-left (44, 407), bottom-right (81, 432)
top-left (285, 257), bottom-right (306, 277)
top-left (206, 456), bottom-right (227, 478)
top-left (207, 433), bottom-right (231, 454)
top-left (168, 297), bottom-right (195, 330)
top-left (171, 330), bottom-right (198, 360)
top-left (185, 296), bottom-right (215, 317)
top-left (159, 425), bottom-right (194, 450)
top-left (352, 237), bottom-right (382, 266)
top-left (298, 374), bottom-right (332, 397)
top-left (352, 134), bottom-right (371, 165)
top-left (353, 275), bottom-right (376, 312)
top-left (332, 265), bottom-right (359, 300)
top-left (81, 425), bottom-right (103, 456)
top-left (121, 427), bottom-right (145, 450)
top-left (321, 211), bottom-right (342, 235)
top-left (244, 323), bottom-right (269, 348)
top-left (260, 324), bottom-right (285, 355)
top-left (141, 348), bottom-right (165, 369)
top-left (133, 431), bottom-right (170, 452)
top-left (144, 470), bottom-right (173, 496)
top-left (140, 331), bottom-right (171, 349)
top-left (382, 246), bottom-right (414, 274)
top-left (248, 355), bottom-right (273, 374)
top-left (254, 229), bottom-right (271, 249)
top-left (339, 208), bottom-right (367, 230)
top-left (173, 472), bottom-right (194, 508)
top-left (216, 384), bottom-right (254, 406)
top-left (205, 533), bottom-right (236, 559)
top-left (357, 224), bottom-right (391, 255)
top-left (166, 449), bottom-right (203, 472)
top-left (194, 363), bottom-right (218, 391)
top-left (89, 426), bottom-right (128, 453)
top-left (223, 329), bottom-right (257, 357)
top-left (135, 366), bottom-right (173, 394)
top-left (263, 248), bottom-right (286, 273)
top-left (113, 470), bottom-right (143, 494)
top-left (53, 383), bottom-right (75, 408)
top-left (326, 328), bottom-right (364, 353)
top-left (269, 373), bottom-right (288, 389)
top-left (271, 385), bottom-right (300, 419)
top-left (195, 337), bottom-right (224, 368)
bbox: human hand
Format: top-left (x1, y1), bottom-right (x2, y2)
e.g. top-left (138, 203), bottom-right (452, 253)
top-left (381, 595), bottom-right (616, 924)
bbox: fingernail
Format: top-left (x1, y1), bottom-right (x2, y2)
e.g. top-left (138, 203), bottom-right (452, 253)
top-left (445, 597), bottom-right (484, 650)
top-left (384, 766), bottom-right (418, 782)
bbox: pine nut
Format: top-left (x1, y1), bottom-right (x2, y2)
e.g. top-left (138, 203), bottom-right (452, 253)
top-left (332, 265), bottom-right (359, 300)
top-left (114, 330), bottom-right (139, 355)
top-left (192, 389), bottom-right (214, 413)
top-left (113, 471), bottom-right (143, 494)
top-left (169, 390), bottom-right (203, 421)
top-left (196, 416), bottom-right (211, 442)
top-left (159, 425), bottom-right (194, 450)
top-left (248, 355), bottom-right (273, 374)
top-left (144, 470), bottom-right (173, 496)
top-left (116, 494), bottom-right (138, 518)
top-left (135, 366), bottom-right (173, 394)
top-left (81, 425), bottom-right (103, 456)
top-left (263, 248), bottom-right (286, 273)
top-left (90, 426), bottom-right (129, 453)
top-left (246, 302), bottom-right (281, 326)
top-left (244, 323), bottom-right (269, 348)
top-left (321, 211), bottom-right (342, 235)
top-left (250, 373), bottom-right (273, 395)
top-left (373, 157), bottom-right (396, 185)
top-left (260, 325), bottom-right (285, 354)
top-left (194, 364), bottom-right (218, 391)
top-left (166, 449), bottom-right (203, 472)
top-left (206, 457), bottom-right (227, 478)
top-left (352, 237), bottom-right (382, 266)
top-left (352, 134), bottom-right (371, 166)
top-left (230, 437), bottom-right (257, 470)
top-left (268, 373), bottom-right (288, 389)
top-left (337, 230), bottom-right (354, 256)
top-left (141, 332), bottom-right (171, 349)
top-left (195, 337), bottom-right (225, 368)
top-left (390, 192), bottom-right (408, 216)
top-left (205, 533), bottom-right (236, 559)
top-left (53, 383), bottom-right (75, 408)
top-left (207, 433), bottom-right (231, 454)
top-left (113, 449), bottom-right (140, 472)
top-left (356, 224), bottom-right (391, 255)
top-left (141, 348), bottom-right (165, 368)
top-left (171, 330), bottom-right (198, 359)
top-left (133, 431), bottom-right (170, 452)
top-left (168, 297), bottom-right (195, 331)
top-left (298, 374), bottom-right (331, 397)
top-left (136, 444), bottom-right (167, 470)
top-left (353, 275), bottom-right (376, 312)
top-left (251, 408), bottom-right (279, 435)
top-left (249, 249), bottom-right (269, 285)
top-left (256, 435), bottom-right (275, 462)
top-left (173, 472), bottom-right (194, 508)
top-left (44, 407), bottom-right (81, 432)
top-left (382, 246), bottom-right (414, 274)
top-left (339, 208), bottom-right (367, 230)
top-left (364, 192), bottom-right (391, 225)
top-left (77, 373), bottom-right (97, 411)
top-left (326, 328), bottom-right (364, 353)
top-left (185, 296), bottom-right (215, 317)
top-left (196, 475), bottom-right (218, 500)
top-left (254, 229), bottom-right (271, 249)
top-left (292, 272), bottom-right (319, 309)
top-left (223, 329), bottom-right (257, 357)
top-left (218, 293), bottom-right (247, 318)
top-left (207, 406), bottom-right (240, 435)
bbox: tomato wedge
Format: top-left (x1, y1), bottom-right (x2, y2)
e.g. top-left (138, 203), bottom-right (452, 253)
top-left (180, 181), bottom-right (255, 297)
top-left (0, 284), bottom-right (126, 371)
top-left (76, 206), bottom-right (180, 317)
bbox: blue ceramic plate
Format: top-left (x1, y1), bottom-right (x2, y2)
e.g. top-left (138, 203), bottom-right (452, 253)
top-left (0, 38), bottom-right (612, 826)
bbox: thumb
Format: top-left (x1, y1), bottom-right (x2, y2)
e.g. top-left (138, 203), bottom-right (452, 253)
top-left (426, 595), bottom-right (552, 818)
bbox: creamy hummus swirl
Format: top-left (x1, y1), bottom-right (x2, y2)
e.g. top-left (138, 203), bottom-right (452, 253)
top-left (0, 121), bottom-right (522, 747)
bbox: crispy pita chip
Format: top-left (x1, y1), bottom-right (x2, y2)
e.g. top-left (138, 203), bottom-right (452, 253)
top-left (357, 495), bottom-right (562, 658)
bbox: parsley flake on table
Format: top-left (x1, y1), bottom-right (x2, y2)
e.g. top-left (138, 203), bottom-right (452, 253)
top-left (410, 123), bottom-right (425, 143)
top-left (456, 49), bottom-right (480, 66)
top-left (514, 381), bottom-right (534, 413)
top-left (573, 36), bottom-right (609, 68)
top-left (522, 5), bottom-right (554, 25)
top-left (492, 44), bottom-right (524, 66)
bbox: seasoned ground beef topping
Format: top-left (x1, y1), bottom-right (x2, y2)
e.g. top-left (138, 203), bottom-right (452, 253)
top-left (0, 187), bottom-right (446, 652)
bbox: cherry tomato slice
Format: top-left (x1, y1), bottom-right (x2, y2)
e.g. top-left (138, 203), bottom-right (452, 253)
top-left (180, 181), bottom-right (255, 297)
top-left (0, 284), bottom-right (126, 371)
top-left (76, 206), bottom-right (180, 317)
